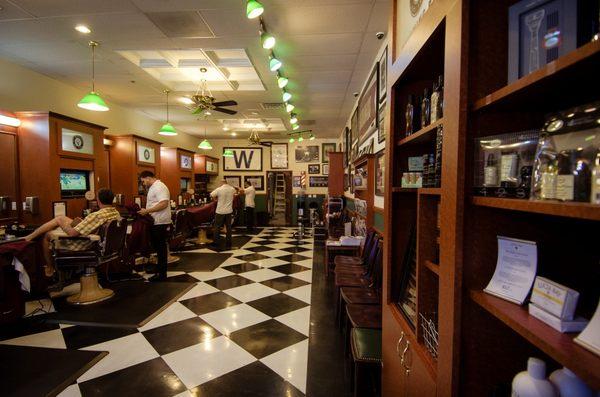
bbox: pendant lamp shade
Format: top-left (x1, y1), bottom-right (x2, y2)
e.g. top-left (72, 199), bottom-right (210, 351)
top-left (261, 32), bottom-right (276, 49)
top-left (289, 137), bottom-right (295, 143)
top-left (286, 103), bottom-right (295, 113)
top-left (159, 123), bottom-right (177, 136)
top-left (282, 91), bottom-right (292, 102)
top-left (292, 124), bottom-right (299, 130)
top-left (78, 41), bottom-right (109, 112)
top-left (277, 76), bottom-right (289, 88)
top-left (198, 139), bottom-right (212, 150)
top-left (246, 0), bottom-right (264, 19)
top-left (223, 148), bottom-right (234, 157)
top-left (298, 136), bottom-right (304, 142)
top-left (309, 134), bottom-right (315, 140)
top-left (290, 114), bottom-right (298, 124)
top-left (269, 57), bottom-right (282, 71)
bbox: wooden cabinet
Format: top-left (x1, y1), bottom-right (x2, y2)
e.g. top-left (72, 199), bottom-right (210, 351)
top-left (194, 154), bottom-right (219, 175)
top-left (352, 154), bottom-right (375, 228)
top-left (0, 116), bottom-right (20, 224)
top-left (327, 152), bottom-right (344, 196)
top-left (160, 147), bottom-right (194, 199)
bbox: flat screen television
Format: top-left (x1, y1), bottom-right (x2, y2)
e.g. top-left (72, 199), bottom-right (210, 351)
top-left (60, 169), bottom-right (90, 198)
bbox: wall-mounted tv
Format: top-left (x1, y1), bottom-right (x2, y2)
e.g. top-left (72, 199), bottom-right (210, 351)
top-left (60, 169), bottom-right (90, 198)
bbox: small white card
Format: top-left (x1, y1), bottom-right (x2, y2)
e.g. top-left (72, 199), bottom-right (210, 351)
top-left (484, 236), bottom-right (537, 305)
top-left (575, 298), bottom-right (600, 357)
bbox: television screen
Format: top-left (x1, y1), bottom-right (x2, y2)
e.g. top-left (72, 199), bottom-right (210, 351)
top-left (60, 170), bottom-right (89, 193)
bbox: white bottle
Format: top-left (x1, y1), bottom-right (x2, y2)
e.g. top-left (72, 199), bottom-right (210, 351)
top-left (549, 367), bottom-right (595, 397)
top-left (512, 357), bottom-right (558, 397)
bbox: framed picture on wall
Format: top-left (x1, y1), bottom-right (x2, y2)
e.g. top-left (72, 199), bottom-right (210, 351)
top-left (309, 176), bottom-right (329, 188)
top-left (375, 150), bottom-right (385, 196)
top-left (293, 176), bottom-right (302, 188)
top-left (295, 145), bottom-right (319, 163)
top-left (342, 127), bottom-right (348, 167)
top-left (351, 108), bottom-right (358, 147)
top-left (321, 143), bottom-right (337, 164)
top-left (225, 175), bottom-right (241, 188)
top-left (357, 63), bottom-right (379, 145)
top-left (244, 175), bottom-right (265, 191)
top-left (223, 147), bottom-right (263, 171)
top-left (270, 143), bottom-right (288, 169)
top-left (308, 164), bottom-right (320, 174)
top-left (378, 105), bottom-right (386, 143)
top-left (322, 164), bottom-right (329, 176)
top-left (179, 153), bottom-right (193, 170)
top-left (379, 46), bottom-right (388, 105)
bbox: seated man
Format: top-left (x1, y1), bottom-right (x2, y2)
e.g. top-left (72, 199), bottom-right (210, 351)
top-left (24, 188), bottom-right (121, 277)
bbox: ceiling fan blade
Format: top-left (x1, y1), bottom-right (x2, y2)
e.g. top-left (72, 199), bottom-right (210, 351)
top-left (214, 107), bottom-right (237, 115)
top-left (212, 100), bottom-right (237, 107)
top-left (259, 141), bottom-right (273, 147)
top-left (287, 129), bottom-right (312, 134)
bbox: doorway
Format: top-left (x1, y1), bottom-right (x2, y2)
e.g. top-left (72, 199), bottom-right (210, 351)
top-left (266, 171), bottom-right (292, 226)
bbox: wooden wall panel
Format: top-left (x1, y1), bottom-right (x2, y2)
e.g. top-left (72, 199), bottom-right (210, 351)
top-left (327, 152), bottom-right (344, 196)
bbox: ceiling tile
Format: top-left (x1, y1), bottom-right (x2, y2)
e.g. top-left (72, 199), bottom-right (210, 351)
top-left (11, 0), bottom-right (139, 17)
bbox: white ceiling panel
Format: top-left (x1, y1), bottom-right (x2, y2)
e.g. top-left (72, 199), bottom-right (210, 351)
top-left (0, 0), bottom-right (34, 21)
top-left (11, 0), bottom-right (139, 17)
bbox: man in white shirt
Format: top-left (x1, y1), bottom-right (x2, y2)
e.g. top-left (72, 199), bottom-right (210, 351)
top-left (210, 179), bottom-right (237, 248)
top-left (239, 181), bottom-right (256, 233)
top-left (138, 171), bottom-right (171, 282)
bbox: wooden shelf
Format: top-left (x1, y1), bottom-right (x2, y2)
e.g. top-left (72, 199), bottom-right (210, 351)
top-left (392, 187), bottom-right (417, 193)
top-left (472, 196), bottom-right (600, 221)
top-left (419, 188), bottom-right (442, 196)
top-left (470, 290), bottom-right (600, 390)
top-left (472, 40), bottom-right (600, 112)
top-left (396, 118), bottom-right (443, 147)
top-left (423, 260), bottom-right (439, 276)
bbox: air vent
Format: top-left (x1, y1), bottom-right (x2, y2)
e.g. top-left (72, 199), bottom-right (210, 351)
top-left (260, 102), bottom-right (285, 110)
top-left (145, 12), bottom-right (215, 38)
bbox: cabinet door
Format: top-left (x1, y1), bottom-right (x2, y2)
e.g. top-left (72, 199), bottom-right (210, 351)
top-left (0, 132), bottom-right (19, 222)
top-left (382, 305), bottom-right (409, 396)
top-left (404, 338), bottom-right (437, 397)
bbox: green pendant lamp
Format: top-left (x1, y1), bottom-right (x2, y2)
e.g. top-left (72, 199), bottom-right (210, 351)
top-left (223, 148), bottom-right (234, 158)
top-left (289, 136), bottom-right (295, 143)
top-left (286, 103), bottom-right (295, 113)
top-left (292, 123), bottom-right (299, 130)
top-left (277, 75), bottom-right (289, 88)
top-left (282, 91), bottom-right (292, 102)
top-left (198, 125), bottom-right (212, 150)
top-left (290, 113), bottom-right (298, 124)
top-left (269, 56), bottom-right (282, 72)
top-left (261, 31), bottom-right (276, 49)
top-left (309, 133), bottom-right (315, 140)
top-left (246, 0), bottom-right (264, 19)
top-left (298, 135), bottom-right (304, 142)
top-left (78, 41), bottom-right (109, 112)
top-left (158, 89), bottom-right (177, 136)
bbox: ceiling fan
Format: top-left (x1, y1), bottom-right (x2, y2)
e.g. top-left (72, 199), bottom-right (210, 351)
top-left (248, 129), bottom-right (274, 147)
top-left (184, 68), bottom-right (238, 116)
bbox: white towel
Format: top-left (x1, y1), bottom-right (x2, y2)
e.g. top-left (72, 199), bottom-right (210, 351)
top-left (12, 257), bottom-right (31, 293)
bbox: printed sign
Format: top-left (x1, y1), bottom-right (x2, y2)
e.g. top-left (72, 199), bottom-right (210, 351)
top-left (180, 154), bottom-right (192, 170)
top-left (61, 129), bottom-right (94, 155)
top-left (137, 144), bottom-right (156, 164)
top-left (223, 147), bottom-right (263, 171)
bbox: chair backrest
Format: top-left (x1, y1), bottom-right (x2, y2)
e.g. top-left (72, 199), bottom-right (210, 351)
top-left (370, 240), bottom-right (384, 291)
top-left (361, 230), bottom-right (376, 261)
top-left (100, 219), bottom-right (128, 258)
top-left (173, 209), bottom-right (190, 237)
top-left (363, 235), bottom-right (381, 277)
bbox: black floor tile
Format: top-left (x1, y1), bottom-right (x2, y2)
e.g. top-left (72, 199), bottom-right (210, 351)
top-left (249, 239), bottom-right (278, 246)
top-left (229, 319), bottom-right (307, 359)
top-left (222, 262), bottom-right (261, 274)
top-left (169, 252), bottom-right (231, 272)
top-left (208, 236), bottom-right (253, 252)
top-left (282, 241), bottom-right (311, 246)
top-left (261, 276), bottom-right (310, 292)
top-left (269, 263), bottom-right (311, 275)
top-left (234, 253), bottom-right (271, 262)
top-left (166, 273), bottom-right (201, 283)
top-left (142, 317), bottom-right (220, 355)
top-left (61, 325), bottom-right (137, 350)
top-left (205, 275), bottom-right (255, 290)
top-left (180, 292), bottom-right (242, 315)
top-left (245, 245), bottom-right (274, 253)
top-left (281, 247), bottom-right (311, 254)
top-left (277, 254), bottom-right (311, 263)
top-left (247, 293), bottom-right (308, 318)
top-left (189, 361), bottom-right (304, 397)
top-left (78, 357), bottom-right (186, 397)
top-left (0, 318), bottom-right (60, 342)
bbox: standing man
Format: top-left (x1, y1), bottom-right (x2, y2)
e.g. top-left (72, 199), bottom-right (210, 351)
top-left (138, 171), bottom-right (171, 282)
top-left (239, 181), bottom-right (256, 233)
top-left (210, 179), bottom-right (236, 248)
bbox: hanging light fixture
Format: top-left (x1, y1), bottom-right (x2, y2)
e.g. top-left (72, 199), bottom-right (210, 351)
top-left (246, 0), bottom-right (264, 19)
top-left (289, 136), bottom-right (295, 143)
top-left (223, 148), bottom-right (234, 157)
top-left (309, 133), bottom-right (315, 140)
top-left (286, 103), bottom-right (295, 113)
top-left (292, 123), bottom-right (299, 130)
top-left (290, 113), bottom-right (298, 124)
top-left (269, 56), bottom-right (282, 71)
top-left (261, 31), bottom-right (276, 49)
top-left (158, 89), bottom-right (177, 136)
top-left (277, 75), bottom-right (289, 88)
top-left (198, 122), bottom-right (212, 150)
top-left (298, 135), bottom-right (304, 142)
top-left (78, 41), bottom-right (109, 112)
top-left (282, 91), bottom-right (292, 102)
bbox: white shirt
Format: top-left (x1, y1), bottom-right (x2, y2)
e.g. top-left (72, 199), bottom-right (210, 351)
top-left (244, 186), bottom-right (256, 208)
top-left (146, 180), bottom-right (171, 225)
top-left (210, 184), bottom-right (236, 215)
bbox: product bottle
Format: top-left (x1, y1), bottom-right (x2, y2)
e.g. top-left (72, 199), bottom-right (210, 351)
top-left (428, 154), bottom-right (436, 187)
top-left (549, 367), bottom-right (595, 397)
top-left (430, 75), bottom-right (444, 122)
top-left (511, 357), bottom-right (558, 397)
top-left (422, 154), bottom-right (430, 187)
top-left (421, 88), bottom-right (431, 129)
top-left (540, 156), bottom-right (558, 200)
top-left (556, 150), bottom-right (576, 202)
top-left (591, 151), bottom-right (600, 204)
top-left (484, 153), bottom-right (499, 187)
top-left (405, 95), bottom-right (414, 137)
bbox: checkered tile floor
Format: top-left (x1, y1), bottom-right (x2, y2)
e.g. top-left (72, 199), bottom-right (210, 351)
top-left (1, 227), bottom-right (314, 397)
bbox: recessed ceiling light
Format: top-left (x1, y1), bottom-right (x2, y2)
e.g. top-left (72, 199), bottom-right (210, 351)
top-left (231, 132), bottom-right (237, 137)
top-left (179, 97), bottom-right (194, 105)
top-left (223, 126), bottom-right (230, 131)
top-left (75, 25), bottom-right (91, 34)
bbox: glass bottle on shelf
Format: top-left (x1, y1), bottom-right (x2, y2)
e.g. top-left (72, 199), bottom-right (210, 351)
top-left (430, 75), bottom-right (444, 123)
top-left (421, 88), bottom-right (431, 129)
top-left (539, 156), bottom-right (558, 200)
top-left (405, 94), bottom-right (414, 137)
top-left (484, 153), bottom-right (499, 187)
top-left (591, 150), bottom-right (600, 204)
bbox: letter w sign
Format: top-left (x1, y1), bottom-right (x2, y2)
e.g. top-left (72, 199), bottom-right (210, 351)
top-left (223, 148), bottom-right (263, 171)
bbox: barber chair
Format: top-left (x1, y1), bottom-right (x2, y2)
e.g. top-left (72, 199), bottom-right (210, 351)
top-left (52, 219), bottom-right (127, 305)
top-left (186, 202), bottom-right (217, 245)
top-left (165, 209), bottom-right (191, 263)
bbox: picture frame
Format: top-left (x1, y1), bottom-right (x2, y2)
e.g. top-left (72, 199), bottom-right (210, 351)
top-left (225, 175), bottom-right (241, 188)
top-left (343, 127), bottom-right (349, 167)
top-left (378, 46), bottom-right (388, 105)
top-left (223, 147), bottom-right (263, 171)
top-left (357, 63), bottom-right (379, 145)
top-left (270, 143), bottom-right (288, 169)
top-left (322, 164), bottom-right (329, 176)
top-left (293, 176), bottom-right (302, 188)
top-left (375, 150), bottom-right (385, 196)
top-left (52, 201), bottom-right (67, 218)
top-left (351, 108), bottom-right (358, 148)
top-left (308, 164), bottom-right (321, 174)
top-left (309, 176), bottom-right (329, 188)
top-left (295, 145), bottom-right (320, 163)
top-left (179, 153), bottom-right (193, 170)
top-left (321, 142), bottom-right (337, 164)
top-left (378, 105), bottom-right (386, 143)
top-left (243, 175), bottom-right (265, 191)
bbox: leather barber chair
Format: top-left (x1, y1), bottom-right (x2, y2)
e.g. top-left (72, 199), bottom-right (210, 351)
top-left (52, 219), bottom-right (127, 305)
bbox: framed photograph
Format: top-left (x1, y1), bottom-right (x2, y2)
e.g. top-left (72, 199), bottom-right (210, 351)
top-left (309, 176), bottom-right (329, 188)
top-left (293, 176), bottom-right (302, 188)
top-left (344, 127), bottom-right (351, 166)
top-left (378, 105), bottom-right (386, 143)
top-left (270, 143), bottom-right (288, 169)
top-left (243, 175), bottom-right (265, 191)
top-left (52, 201), bottom-right (67, 217)
top-left (375, 150), bottom-right (385, 196)
top-left (322, 164), bottom-right (329, 176)
top-left (357, 63), bottom-right (379, 145)
top-left (295, 145), bottom-right (319, 163)
top-left (378, 46), bottom-right (388, 105)
top-left (321, 142), bottom-right (337, 164)
top-left (351, 108), bottom-right (358, 147)
top-left (225, 175), bottom-right (241, 188)
top-left (223, 147), bottom-right (263, 171)
top-left (179, 153), bottom-right (193, 170)
top-left (308, 164), bottom-right (320, 174)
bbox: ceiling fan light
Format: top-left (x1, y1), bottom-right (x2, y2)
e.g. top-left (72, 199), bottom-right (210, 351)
top-left (223, 148), bottom-right (235, 157)
top-left (198, 139), bottom-right (213, 150)
top-left (282, 91), bottom-right (292, 102)
top-left (261, 32), bottom-right (276, 49)
top-left (290, 114), bottom-right (298, 124)
top-left (269, 57), bottom-right (282, 71)
top-left (246, 0), bottom-right (264, 19)
top-left (158, 122), bottom-right (177, 136)
top-left (298, 136), bottom-right (304, 142)
top-left (277, 76), bottom-right (289, 88)
top-left (286, 103), bottom-right (295, 113)
top-left (289, 137), bottom-right (295, 143)
top-left (309, 134), bottom-right (315, 140)
top-left (292, 124), bottom-right (299, 130)
top-left (77, 92), bottom-right (109, 112)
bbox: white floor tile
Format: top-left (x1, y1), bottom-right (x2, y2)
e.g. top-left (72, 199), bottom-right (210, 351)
top-left (56, 384), bottom-right (81, 397)
top-left (239, 268), bottom-right (286, 282)
top-left (138, 302), bottom-right (197, 332)
top-left (188, 267), bottom-right (234, 282)
top-left (180, 248), bottom-right (216, 254)
top-left (79, 333), bottom-right (159, 382)
top-left (264, 243), bottom-right (295, 249)
top-left (275, 306), bottom-right (311, 336)
top-left (0, 329), bottom-right (66, 349)
top-left (250, 257), bottom-right (288, 268)
top-left (219, 256), bottom-right (246, 267)
top-left (162, 336), bottom-right (256, 389)
top-left (260, 249), bottom-right (291, 258)
top-left (260, 339), bottom-right (309, 394)
top-left (167, 271), bottom-right (186, 278)
top-left (200, 304), bottom-right (270, 337)
top-left (178, 282), bottom-right (220, 301)
top-left (294, 259), bottom-right (313, 269)
top-left (284, 285), bottom-right (312, 304)
top-left (223, 283), bottom-right (279, 302)
top-left (226, 249), bottom-right (254, 256)
top-left (290, 270), bottom-right (313, 283)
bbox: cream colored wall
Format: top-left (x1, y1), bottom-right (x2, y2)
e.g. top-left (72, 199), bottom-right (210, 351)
top-left (200, 138), bottom-right (338, 195)
top-left (0, 58), bottom-right (201, 152)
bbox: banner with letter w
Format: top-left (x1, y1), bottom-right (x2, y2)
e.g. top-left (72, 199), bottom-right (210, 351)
top-left (223, 147), bottom-right (263, 171)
